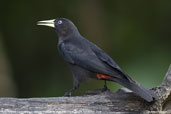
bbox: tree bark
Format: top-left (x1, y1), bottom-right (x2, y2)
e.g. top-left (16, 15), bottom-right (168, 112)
top-left (0, 65), bottom-right (171, 114)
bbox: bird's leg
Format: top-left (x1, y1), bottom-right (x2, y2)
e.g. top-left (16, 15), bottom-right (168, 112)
top-left (64, 84), bottom-right (79, 97)
top-left (64, 88), bottom-right (74, 97)
top-left (103, 80), bottom-right (108, 91)
top-left (85, 80), bottom-right (110, 95)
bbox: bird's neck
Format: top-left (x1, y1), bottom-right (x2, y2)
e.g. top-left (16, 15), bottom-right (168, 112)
top-left (57, 30), bottom-right (81, 41)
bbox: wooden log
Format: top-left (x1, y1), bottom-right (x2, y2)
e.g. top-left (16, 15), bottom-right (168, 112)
top-left (0, 65), bottom-right (171, 114)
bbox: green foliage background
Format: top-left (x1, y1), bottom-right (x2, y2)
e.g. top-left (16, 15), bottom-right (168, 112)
top-left (0, 0), bottom-right (170, 97)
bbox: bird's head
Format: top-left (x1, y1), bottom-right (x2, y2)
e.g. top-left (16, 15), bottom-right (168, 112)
top-left (37, 18), bottom-right (79, 38)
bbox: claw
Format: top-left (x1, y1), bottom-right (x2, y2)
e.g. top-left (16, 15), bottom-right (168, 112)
top-left (64, 91), bottom-right (71, 97)
top-left (85, 88), bottom-right (110, 95)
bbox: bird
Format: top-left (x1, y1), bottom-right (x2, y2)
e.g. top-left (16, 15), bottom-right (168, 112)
top-left (37, 18), bottom-right (157, 102)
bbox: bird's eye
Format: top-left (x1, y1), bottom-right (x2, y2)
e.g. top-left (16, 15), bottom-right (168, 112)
top-left (58, 20), bottom-right (63, 24)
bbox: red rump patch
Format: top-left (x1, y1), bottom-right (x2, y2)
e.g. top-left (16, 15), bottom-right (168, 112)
top-left (96, 73), bottom-right (111, 79)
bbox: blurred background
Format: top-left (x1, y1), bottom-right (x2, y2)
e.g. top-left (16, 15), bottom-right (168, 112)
top-left (0, 0), bottom-right (170, 97)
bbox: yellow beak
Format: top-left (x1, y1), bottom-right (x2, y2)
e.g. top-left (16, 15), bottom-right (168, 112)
top-left (37, 19), bottom-right (55, 28)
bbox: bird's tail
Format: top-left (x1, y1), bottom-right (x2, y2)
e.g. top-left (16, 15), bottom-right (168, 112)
top-left (111, 76), bottom-right (158, 102)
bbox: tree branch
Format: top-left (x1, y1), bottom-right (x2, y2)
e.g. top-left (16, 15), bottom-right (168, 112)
top-left (0, 65), bottom-right (171, 113)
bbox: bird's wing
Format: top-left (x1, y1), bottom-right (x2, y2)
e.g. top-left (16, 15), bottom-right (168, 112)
top-left (88, 41), bottom-right (122, 71)
top-left (82, 38), bottom-right (124, 71)
top-left (58, 41), bottom-right (124, 77)
top-left (84, 39), bottom-right (133, 81)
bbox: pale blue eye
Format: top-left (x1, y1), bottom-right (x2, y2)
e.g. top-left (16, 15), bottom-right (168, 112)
top-left (58, 20), bottom-right (63, 24)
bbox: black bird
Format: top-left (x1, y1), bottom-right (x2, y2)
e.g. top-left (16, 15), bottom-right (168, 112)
top-left (37, 18), bottom-right (157, 102)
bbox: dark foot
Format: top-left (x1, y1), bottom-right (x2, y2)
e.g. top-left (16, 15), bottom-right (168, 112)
top-left (64, 91), bottom-right (72, 97)
top-left (63, 85), bottom-right (79, 97)
top-left (85, 87), bottom-right (110, 95)
top-left (85, 80), bottom-right (110, 95)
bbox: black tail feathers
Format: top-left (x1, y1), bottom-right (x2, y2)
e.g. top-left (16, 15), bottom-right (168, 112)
top-left (112, 77), bottom-right (158, 102)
